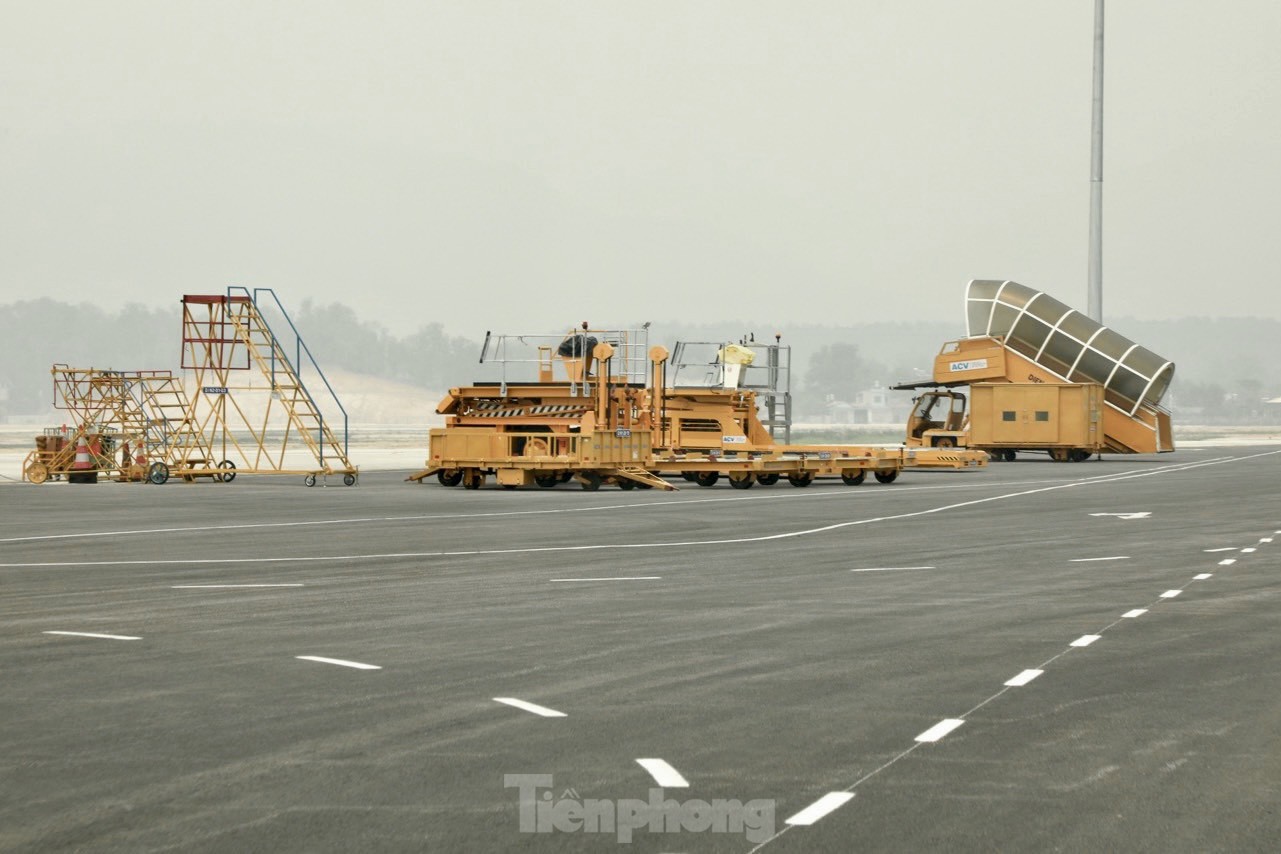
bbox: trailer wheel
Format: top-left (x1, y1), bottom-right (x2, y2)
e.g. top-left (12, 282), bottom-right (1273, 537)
top-left (841, 470), bottom-right (866, 486)
top-left (462, 469), bottom-right (484, 489)
top-left (1070, 449), bottom-right (1091, 462)
top-left (218, 460), bottom-right (237, 483)
top-left (304, 473), bottom-right (317, 487)
top-left (535, 473), bottom-right (560, 488)
top-left (25, 462), bottom-right (49, 484)
top-left (343, 473), bottom-right (357, 486)
top-left (786, 473), bottom-right (813, 487)
top-left (580, 471), bottom-right (602, 491)
top-left (437, 469), bottom-right (463, 487)
top-left (618, 478), bottom-right (636, 490)
top-left (728, 472), bottom-right (754, 490)
top-left (560, 471), bottom-right (574, 483)
top-left (1003, 450), bottom-right (1017, 462)
top-left (147, 462), bottom-right (170, 485)
top-left (756, 473), bottom-right (780, 486)
top-left (681, 471), bottom-right (699, 482)
top-left (695, 471), bottom-right (719, 487)
top-left (873, 469), bottom-right (899, 484)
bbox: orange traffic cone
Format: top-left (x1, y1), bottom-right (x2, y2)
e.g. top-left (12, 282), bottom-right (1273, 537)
top-left (69, 437), bottom-right (98, 484)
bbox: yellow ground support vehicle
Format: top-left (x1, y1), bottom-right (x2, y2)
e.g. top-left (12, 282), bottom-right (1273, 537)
top-left (896, 280), bottom-right (1175, 461)
top-left (409, 328), bottom-right (985, 490)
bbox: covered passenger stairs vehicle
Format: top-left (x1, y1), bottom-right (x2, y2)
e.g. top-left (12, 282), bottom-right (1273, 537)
top-left (897, 280), bottom-right (1175, 460)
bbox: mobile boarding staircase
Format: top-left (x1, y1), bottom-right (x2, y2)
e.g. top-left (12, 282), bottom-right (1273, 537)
top-left (948, 279), bottom-right (1175, 454)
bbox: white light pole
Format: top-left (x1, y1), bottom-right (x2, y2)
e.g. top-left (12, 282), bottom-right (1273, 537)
top-left (1087, 0), bottom-right (1104, 322)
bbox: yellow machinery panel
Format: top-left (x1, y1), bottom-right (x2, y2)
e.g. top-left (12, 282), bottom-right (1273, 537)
top-left (971, 384), bottom-right (1102, 448)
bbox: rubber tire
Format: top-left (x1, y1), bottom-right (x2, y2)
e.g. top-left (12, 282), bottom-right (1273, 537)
top-left (26, 462), bottom-right (49, 484)
top-left (756, 473), bottom-right (780, 486)
top-left (681, 471), bottom-right (699, 482)
top-left (873, 469), bottom-right (898, 484)
top-left (219, 460), bottom-right (237, 483)
top-left (462, 470), bottom-right (482, 490)
top-left (695, 471), bottom-right (719, 488)
top-left (1070, 449), bottom-right (1091, 462)
top-left (535, 474), bottom-right (560, 488)
top-left (304, 473), bottom-right (317, 487)
top-left (787, 473), bottom-right (813, 487)
top-left (580, 472), bottom-right (601, 491)
top-left (618, 478), bottom-right (636, 490)
top-left (148, 462), bottom-right (170, 485)
top-left (728, 474), bottom-right (754, 490)
top-left (841, 470), bottom-right (866, 486)
top-left (343, 473), bottom-right (356, 486)
top-left (437, 470), bottom-right (463, 487)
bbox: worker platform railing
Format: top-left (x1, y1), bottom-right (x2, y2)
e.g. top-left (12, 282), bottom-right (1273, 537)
top-left (476, 327), bottom-right (651, 396)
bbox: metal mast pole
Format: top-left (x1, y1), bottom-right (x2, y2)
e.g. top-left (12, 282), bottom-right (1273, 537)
top-left (1087, 0), bottom-right (1105, 322)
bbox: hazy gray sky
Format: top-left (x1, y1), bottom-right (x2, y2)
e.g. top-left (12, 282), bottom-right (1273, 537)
top-left (2, 1), bottom-right (1278, 335)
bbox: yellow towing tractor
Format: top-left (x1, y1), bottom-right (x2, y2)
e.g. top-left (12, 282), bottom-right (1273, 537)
top-left (895, 280), bottom-right (1175, 461)
top-left (408, 326), bottom-right (986, 490)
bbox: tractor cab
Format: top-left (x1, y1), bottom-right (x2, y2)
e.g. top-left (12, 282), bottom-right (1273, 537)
top-left (905, 389), bottom-right (968, 448)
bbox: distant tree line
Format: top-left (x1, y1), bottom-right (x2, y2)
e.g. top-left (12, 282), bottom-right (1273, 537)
top-left (2, 299), bottom-right (1279, 424)
top-left (0, 297), bottom-right (481, 419)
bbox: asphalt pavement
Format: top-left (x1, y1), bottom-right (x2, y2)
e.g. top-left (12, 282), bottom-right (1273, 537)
top-left (2, 447), bottom-right (1279, 853)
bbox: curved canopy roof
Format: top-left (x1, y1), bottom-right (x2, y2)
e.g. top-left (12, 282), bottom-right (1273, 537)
top-left (965, 280), bottom-right (1175, 414)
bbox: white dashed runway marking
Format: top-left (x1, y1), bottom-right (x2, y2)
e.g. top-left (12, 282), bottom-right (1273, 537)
top-left (636, 758), bottom-right (689, 788)
top-left (784, 792), bottom-right (855, 826)
top-left (493, 697), bottom-right (566, 718)
top-left (296, 656), bottom-right (381, 670)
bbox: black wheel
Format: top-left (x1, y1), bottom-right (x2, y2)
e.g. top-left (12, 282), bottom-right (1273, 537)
top-left (841, 470), bottom-right (866, 486)
top-left (304, 473), bottom-right (317, 487)
top-left (560, 471), bottom-right (574, 483)
top-left (1070, 449), bottom-right (1091, 462)
top-left (580, 471), bottom-right (601, 491)
top-left (728, 473), bottom-right (754, 490)
top-left (218, 460), bottom-right (237, 483)
top-left (681, 471), bottom-right (699, 482)
top-left (637, 478), bottom-right (654, 489)
top-left (535, 473), bottom-right (560, 488)
top-left (462, 469), bottom-right (483, 489)
top-left (873, 469), bottom-right (898, 484)
top-left (618, 478), bottom-right (636, 490)
top-left (756, 473), bottom-right (780, 486)
top-left (787, 473), bottom-right (813, 487)
top-left (343, 473), bottom-right (357, 486)
top-left (1003, 450), bottom-right (1016, 462)
top-left (695, 471), bottom-right (719, 487)
top-left (147, 462), bottom-right (170, 485)
top-left (437, 469), bottom-right (463, 486)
